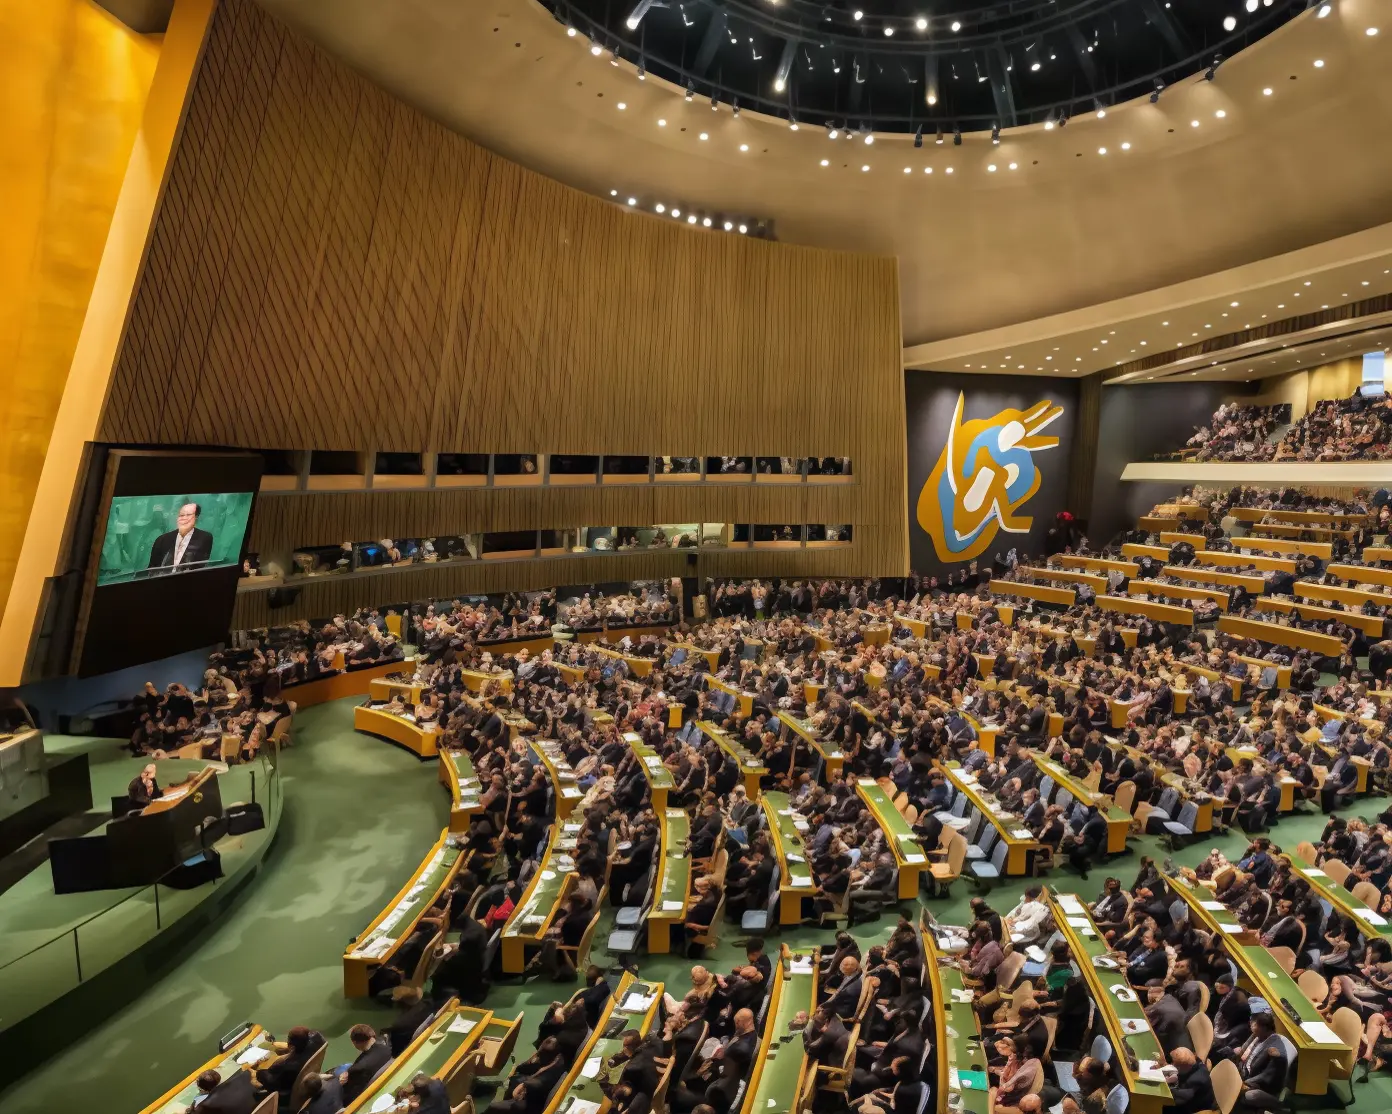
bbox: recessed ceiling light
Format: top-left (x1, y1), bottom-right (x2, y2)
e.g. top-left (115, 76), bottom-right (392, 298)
top-left (1191, 120), bottom-right (1200, 127)
top-left (610, 189), bottom-right (618, 196)
top-left (1215, 110), bottom-right (1227, 118)
top-left (687, 215), bottom-right (696, 224)
top-left (916, 17), bottom-right (928, 30)
top-left (1371, 29), bottom-right (1382, 37)
top-left (671, 208), bottom-right (680, 217)
top-left (702, 217), bottom-right (712, 227)
top-left (1314, 59), bottom-right (1325, 67)
top-left (738, 224), bottom-right (748, 234)
top-left (567, 26), bottom-right (577, 37)
top-left (1263, 87), bottom-right (1273, 95)
top-left (1008, 162), bottom-right (1017, 170)
top-left (950, 20), bottom-right (961, 31)
top-left (1318, 3), bottom-right (1331, 17)
top-left (904, 167), bottom-right (911, 174)
top-left (1304, 281), bottom-right (1311, 285)
top-left (739, 144), bottom-right (748, 152)
top-left (988, 164), bottom-right (997, 171)
top-left (1230, 301), bottom-right (1240, 307)
top-left (1223, 15), bottom-right (1237, 31)
top-left (699, 132), bottom-right (708, 140)
top-left (820, 159), bottom-right (829, 166)
top-left (1098, 147), bottom-right (1107, 155)
top-left (945, 167), bottom-right (954, 174)
top-left (1162, 321), bottom-right (1169, 325)
top-left (923, 167), bottom-right (933, 174)
top-left (655, 203), bottom-right (665, 213)
top-left (861, 164), bottom-right (870, 172)
top-left (626, 196), bottom-right (637, 206)
top-left (1121, 142), bottom-right (1131, 150)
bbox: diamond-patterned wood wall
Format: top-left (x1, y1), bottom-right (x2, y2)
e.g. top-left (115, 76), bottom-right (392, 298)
top-left (98, 0), bottom-right (907, 614)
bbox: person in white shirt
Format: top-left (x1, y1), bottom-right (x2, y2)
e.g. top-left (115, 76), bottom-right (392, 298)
top-left (1004, 886), bottom-right (1050, 944)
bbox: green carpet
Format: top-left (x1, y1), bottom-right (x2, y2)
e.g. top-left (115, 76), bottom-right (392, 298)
top-left (6, 700), bottom-right (1392, 1113)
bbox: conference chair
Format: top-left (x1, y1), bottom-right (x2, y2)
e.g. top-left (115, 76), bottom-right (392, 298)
top-left (249, 1094), bottom-right (278, 1114)
top-left (1210, 1059), bottom-right (1242, 1114)
top-left (476, 1012), bottom-right (526, 1076)
top-left (287, 1043), bottom-right (328, 1113)
top-left (1328, 1006), bottom-right (1364, 1102)
top-left (1187, 1012), bottom-right (1214, 1062)
top-left (1267, 946), bottom-right (1297, 976)
top-left (451, 1098), bottom-right (476, 1114)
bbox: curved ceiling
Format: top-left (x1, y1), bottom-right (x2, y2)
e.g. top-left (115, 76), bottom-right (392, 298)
top-left (547, 0), bottom-right (1302, 133)
top-left (252, 0), bottom-right (1392, 347)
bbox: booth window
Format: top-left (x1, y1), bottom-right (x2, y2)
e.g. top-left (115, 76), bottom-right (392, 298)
top-left (482, 530), bottom-right (539, 559)
top-left (374, 452), bottom-right (423, 475)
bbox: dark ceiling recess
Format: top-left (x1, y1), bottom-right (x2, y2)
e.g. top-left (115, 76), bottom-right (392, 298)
top-left (542, 0), bottom-right (1306, 134)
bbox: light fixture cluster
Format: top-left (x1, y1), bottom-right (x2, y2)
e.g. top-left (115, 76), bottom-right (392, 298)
top-left (608, 188), bottom-right (767, 236)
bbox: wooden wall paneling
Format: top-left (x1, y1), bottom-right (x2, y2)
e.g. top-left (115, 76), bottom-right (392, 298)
top-left (99, 0), bottom-right (906, 582)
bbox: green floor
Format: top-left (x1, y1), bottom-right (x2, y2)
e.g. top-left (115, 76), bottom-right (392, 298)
top-left (5, 698), bottom-right (1392, 1112)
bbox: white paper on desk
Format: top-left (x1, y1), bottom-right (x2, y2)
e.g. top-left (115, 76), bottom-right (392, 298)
top-left (950, 988), bottom-right (975, 1004)
top-left (562, 787), bottom-right (581, 798)
top-left (859, 778), bottom-right (877, 786)
top-left (581, 1056), bottom-right (604, 1079)
top-left (448, 1016), bottom-right (477, 1035)
top-left (1301, 1020), bottom-right (1340, 1044)
top-left (369, 1095), bottom-right (400, 1114)
top-left (1065, 916), bottom-right (1092, 928)
top-left (1058, 897), bottom-right (1085, 915)
top-left (1136, 1060), bottom-right (1167, 1083)
top-left (790, 876), bottom-right (813, 888)
top-left (662, 900), bottom-right (684, 912)
top-left (905, 853), bottom-right (926, 864)
top-left (948, 1067), bottom-right (961, 1089)
top-left (1304, 867), bottom-right (1327, 877)
top-left (1111, 985), bottom-right (1138, 1003)
top-left (644, 756), bottom-right (661, 767)
top-left (236, 1045), bottom-right (272, 1065)
top-left (1220, 923), bottom-right (1245, 935)
top-left (1120, 1018), bottom-right (1150, 1035)
top-left (790, 959), bottom-right (815, 974)
top-left (1011, 829), bottom-right (1035, 840)
top-left (1200, 901), bottom-right (1226, 911)
top-left (564, 822), bottom-right (583, 833)
top-left (623, 993), bottom-right (655, 1013)
top-left (1364, 910), bottom-right (1388, 926)
top-left (568, 1101), bottom-right (602, 1114)
top-left (788, 853), bottom-right (805, 863)
top-left (778, 808), bottom-right (793, 816)
top-left (792, 820), bottom-right (809, 832)
top-left (1025, 945), bottom-right (1047, 962)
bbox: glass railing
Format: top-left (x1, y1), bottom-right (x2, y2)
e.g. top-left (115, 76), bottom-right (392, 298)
top-left (0, 744), bottom-right (283, 1035)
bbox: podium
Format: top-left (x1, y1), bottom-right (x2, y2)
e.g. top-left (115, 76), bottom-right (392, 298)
top-left (49, 766), bottom-right (225, 893)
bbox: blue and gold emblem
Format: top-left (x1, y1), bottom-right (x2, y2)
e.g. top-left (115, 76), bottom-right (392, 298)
top-left (917, 393), bottom-right (1064, 562)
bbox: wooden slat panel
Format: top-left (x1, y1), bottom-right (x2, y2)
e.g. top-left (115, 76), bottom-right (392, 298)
top-left (100, 0), bottom-right (905, 576)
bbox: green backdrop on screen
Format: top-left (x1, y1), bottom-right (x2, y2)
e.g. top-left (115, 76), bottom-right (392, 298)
top-left (98, 492), bottom-right (254, 585)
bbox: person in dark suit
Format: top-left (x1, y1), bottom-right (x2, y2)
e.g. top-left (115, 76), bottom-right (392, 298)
top-left (253, 1027), bottom-right (324, 1106)
top-left (339, 1024), bottom-right (392, 1105)
top-left (297, 1074), bottom-right (345, 1114)
top-left (578, 965), bottom-right (613, 1027)
top-left (1126, 928), bottom-right (1168, 986)
top-left (1235, 1013), bottom-right (1288, 1113)
top-left (804, 1004), bottom-right (851, 1066)
top-left (128, 763), bottom-right (161, 809)
top-left (490, 1038), bottom-right (568, 1114)
top-left (824, 956), bottom-right (864, 1020)
top-left (1209, 976), bottom-right (1252, 1059)
top-left (404, 1073), bottom-right (453, 1114)
top-left (1144, 983), bottom-right (1193, 1055)
top-left (146, 502), bottom-right (215, 572)
top-left (430, 916), bottom-right (490, 1003)
top-left (190, 1069), bottom-right (255, 1114)
top-left (1168, 1048), bottom-right (1215, 1114)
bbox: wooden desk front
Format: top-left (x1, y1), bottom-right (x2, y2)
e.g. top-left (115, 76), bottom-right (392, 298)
top-left (992, 581), bottom-right (1076, 607)
top-left (353, 704), bottom-right (441, 758)
top-left (856, 778), bottom-right (929, 895)
top-left (1098, 594), bottom-right (1195, 626)
top-left (776, 711), bottom-right (845, 780)
top-left (1237, 536), bottom-right (1333, 559)
top-left (1254, 597), bottom-right (1383, 636)
top-left (1126, 580), bottom-right (1228, 611)
top-left (344, 830), bottom-right (462, 996)
top-left (697, 720), bottom-right (767, 797)
top-left (369, 676), bottom-right (425, 702)
top-left (1017, 565), bottom-right (1108, 592)
top-left (1217, 616), bottom-right (1343, 657)
top-left (763, 791), bottom-right (817, 924)
top-left (1297, 581), bottom-right (1392, 609)
top-left (1165, 565), bottom-right (1266, 593)
top-left (646, 808), bottom-right (691, 954)
top-left (1049, 894), bottom-right (1172, 1114)
top-left (1329, 563), bottom-right (1392, 588)
top-left (1165, 875), bottom-right (1349, 1094)
top-left (286, 657), bottom-right (416, 708)
top-left (439, 749), bottom-right (482, 832)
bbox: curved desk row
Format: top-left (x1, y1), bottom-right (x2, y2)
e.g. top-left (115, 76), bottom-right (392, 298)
top-left (354, 704), bottom-right (442, 758)
top-left (1164, 564), bottom-right (1266, 594)
top-left (534, 739), bottom-right (584, 820)
top-left (343, 829), bottom-right (464, 996)
top-left (1165, 874), bottom-right (1350, 1095)
top-left (646, 807), bottom-right (692, 954)
top-left (439, 749), bottom-right (483, 832)
top-left (1098, 594), bottom-right (1194, 626)
top-left (740, 946), bottom-right (817, 1114)
top-left (1126, 579), bottom-right (1229, 611)
top-left (776, 710), bottom-right (845, 780)
top-left (140, 1025), bottom-right (275, 1114)
top-left (346, 1002), bottom-right (493, 1113)
top-left (991, 581), bottom-right (1076, 607)
top-left (1030, 753), bottom-right (1130, 853)
top-left (763, 791), bottom-right (817, 924)
top-left (1254, 596), bottom-right (1384, 637)
top-left (697, 719), bottom-right (768, 797)
top-left (545, 974), bottom-right (662, 1114)
top-left (1328, 563), bottom-right (1392, 589)
top-left (623, 731), bottom-right (675, 811)
top-left (939, 763), bottom-right (1039, 875)
top-left (501, 817), bottom-right (581, 974)
top-left (855, 777), bottom-right (929, 894)
top-left (1217, 615), bottom-right (1345, 657)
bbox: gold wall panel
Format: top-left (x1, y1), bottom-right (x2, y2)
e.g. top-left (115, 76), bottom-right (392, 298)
top-left (99, 0), bottom-right (906, 580)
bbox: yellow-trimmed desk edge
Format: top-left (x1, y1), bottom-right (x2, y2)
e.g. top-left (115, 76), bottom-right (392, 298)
top-left (343, 829), bottom-right (461, 996)
top-left (139, 1025), bottom-right (270, 1114)
top-left (342, 1002), bottom-right (493, 1114)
